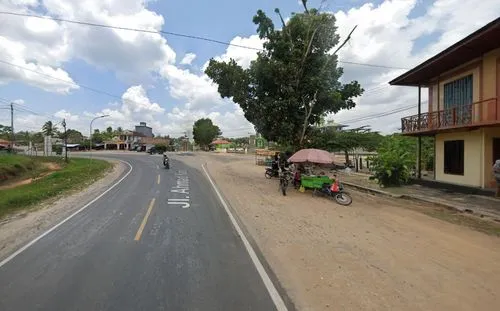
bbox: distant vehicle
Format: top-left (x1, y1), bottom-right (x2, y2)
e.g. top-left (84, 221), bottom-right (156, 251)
top-left (147, 147), bottom-right (157, 154)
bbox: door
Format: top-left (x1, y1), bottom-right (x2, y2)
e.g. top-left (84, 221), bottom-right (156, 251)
top-left (493, 138), bottom-right (500, 163)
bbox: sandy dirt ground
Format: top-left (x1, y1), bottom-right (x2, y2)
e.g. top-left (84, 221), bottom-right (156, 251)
top-left (178, 152), bottom-right (500, 311)
top-left (0, 160), bottom-right (125, 261)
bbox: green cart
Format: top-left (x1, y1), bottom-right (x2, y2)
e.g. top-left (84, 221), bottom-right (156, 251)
top-left (300, 175), bottom-right (333, 189)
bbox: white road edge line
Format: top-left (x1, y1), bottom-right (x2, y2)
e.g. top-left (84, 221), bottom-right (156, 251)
top-left (0, 160), bottom-right (134, 269)
top-left (201, 163), bottom-right (288, 311)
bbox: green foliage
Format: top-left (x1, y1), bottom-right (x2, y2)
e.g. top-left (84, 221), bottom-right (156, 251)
top-left (230, 137), bottom-right (249, 147)
top-left (306, 125), bottom-right (383, 164)
top-left (31, 132), bottom-right (44, 144)
top-left (0, 154), bottom-right (40, 183)
top-left (421, 136), bottom-right (435, 170)
top-left (52, 145), bottom-right (63, 155)
top-left (0, 124), bottom-right (12, 140)
top-left (60, 129), bottom-right (84, 144)
top-left (42, 121), bottom-right (58, 137)
top-left (192, 118), bottom-right (221, 149)
top-left (154, 144), bottom-right (167, 153)
top-left (369, 134), bottom-right (417, 187)
top-left (14, 131), bottom-right (31, 145)
top-left (91, 128), bottom-right (105, 144)
top-left (205, 5), bottom-right (363, 149)
top-left (0, 157), bottom-right (111, 218)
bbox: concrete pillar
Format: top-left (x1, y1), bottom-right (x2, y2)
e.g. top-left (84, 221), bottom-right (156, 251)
top-left (104, 143), bottom-right (107, 150)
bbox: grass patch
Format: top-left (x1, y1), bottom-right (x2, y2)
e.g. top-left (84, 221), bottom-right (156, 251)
top-left (0, 156), bottom-right (112, 219)
top-left (0, 154), bottom-right (48, 184)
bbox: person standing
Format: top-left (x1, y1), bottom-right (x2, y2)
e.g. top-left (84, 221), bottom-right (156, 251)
top-left (493, 159), bottom-right (500, 197)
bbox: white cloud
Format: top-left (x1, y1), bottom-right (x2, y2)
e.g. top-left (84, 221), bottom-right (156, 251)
top-left (210, 35), bottom-right (264, 69)
top-left (329, 0), bottom-right (500, 133)
top-left (84, 85), bottom-right (166, 130)
top-left (23, 84), bottom-right (254, 138)
top-left (4, 0), bottom-right (500, 138)
top-left (0, 36), bottom-right (78, 94)
top-left (158, 103), bottom-right (254, 138)
top-left (160, 64), bottom-right (227, 110)
top-left (180, 53), bottom-right (196, 65)
top-left (121, 85), bottom-right (165, 114)
top-left (0, 0), bottom-right (176, 92)
top-left (54, 109), bottom-right (79, 121)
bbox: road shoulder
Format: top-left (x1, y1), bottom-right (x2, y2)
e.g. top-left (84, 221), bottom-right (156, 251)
top-left (0, 160), bottom-right (126, 261)
top-left (179, 152), bottom-right (500, 311)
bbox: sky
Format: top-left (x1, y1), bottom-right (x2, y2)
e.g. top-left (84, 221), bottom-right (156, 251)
top-left (0, 0), bottom-right (499, 138)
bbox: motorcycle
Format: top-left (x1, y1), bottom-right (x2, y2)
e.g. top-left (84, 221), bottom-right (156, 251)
top-left (163, 155), bottom-right (170, 169)
top-left (312, 177), bottom-right (352, 206)
top-left (265, 167), bottom-right (279, 179)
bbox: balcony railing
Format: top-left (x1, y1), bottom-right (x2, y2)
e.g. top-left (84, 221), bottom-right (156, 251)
top-left (401, 98), bottom-right (498, 134)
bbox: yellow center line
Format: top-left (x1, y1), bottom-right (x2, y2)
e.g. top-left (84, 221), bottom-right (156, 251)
top-left (157, 174), bottom-right (161, 184)
top-left (134, 198), bottom-right (156, 241)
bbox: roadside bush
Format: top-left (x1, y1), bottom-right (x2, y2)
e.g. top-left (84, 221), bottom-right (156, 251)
top-left (53, 145), bottom-right (62, 155)
top-left (369, 134), bottom-right (416, 187)
top-left (155, 144), bottom-right (167, 153)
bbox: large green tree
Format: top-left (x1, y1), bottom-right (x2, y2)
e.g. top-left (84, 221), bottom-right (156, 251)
top-left (0, 124), bottom-right (12, 140)
top-left (231, 137), bottom-right (249, 147)
top-left (306, 125), bottom-right (383, 164)
top-left (334, 126), bottom-right (383, 164)
top-left (192, 118), bottom-right (222, 149)
top-left (205, 2), bottom-right (362, 149)
top-left (60, 129), bottom-right (84, 144)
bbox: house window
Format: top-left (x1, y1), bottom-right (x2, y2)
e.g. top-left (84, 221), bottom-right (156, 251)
top-left (444, 140), bottom-right (464, 175)
top-left (443, 75), bottom-right (473, 126)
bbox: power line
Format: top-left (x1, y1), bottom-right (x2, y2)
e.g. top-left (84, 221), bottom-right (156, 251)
top-left (0, 11), bottom-right (410, 70)
top-left (339, 101), bottom-right (427, 124)
top-left (0, 11), bottom-right (261, 50)
top-left (0, 60), bottom-right (123, 100)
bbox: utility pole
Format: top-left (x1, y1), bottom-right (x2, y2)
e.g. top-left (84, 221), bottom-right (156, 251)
top-left (184, 131), bottom-right (188, 152)
top-left (62, 118), bottom-right (68, 162)
top-left (10, 103), bottom-right (14, 153)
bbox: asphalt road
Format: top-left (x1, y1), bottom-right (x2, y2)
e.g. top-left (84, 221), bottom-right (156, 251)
top-left (0, 153), bottom-right (279, 311)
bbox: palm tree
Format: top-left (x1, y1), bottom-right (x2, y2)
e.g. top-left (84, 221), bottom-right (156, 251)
top-left (42, 121), bottom-right (58, 137)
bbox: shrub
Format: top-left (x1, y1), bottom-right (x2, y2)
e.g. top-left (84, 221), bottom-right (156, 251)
top-left (369, 134), bottom-right (416, 187)
top-left (155, 144), bottom-right (167, 153)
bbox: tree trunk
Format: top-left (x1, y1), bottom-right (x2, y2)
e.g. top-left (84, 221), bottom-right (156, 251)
top-left (344, 150), bottom-right (349, 166)
top-left (299, 91), bottom-right (317, 148)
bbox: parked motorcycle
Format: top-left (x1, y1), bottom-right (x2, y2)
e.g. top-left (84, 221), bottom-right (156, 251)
top-left (265, 167), bottom-right (279, 179)
top-left (312, 178), bottom-right (352, 206)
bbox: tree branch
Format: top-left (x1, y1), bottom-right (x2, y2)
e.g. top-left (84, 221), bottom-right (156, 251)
top-left (296, 25), bottom-right (320, 88)
top-left (299, 90), bottom-right (318, 147)
top-left (319, 25), bottom-right (357, 74)
top-left (302, 0), bottom-right (309, 14)
top-left (332, 25), bottom-right (357, 55)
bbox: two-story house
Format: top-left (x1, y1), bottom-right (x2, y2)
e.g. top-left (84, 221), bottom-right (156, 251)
top-left (390, 17), bottom-right (500, 189)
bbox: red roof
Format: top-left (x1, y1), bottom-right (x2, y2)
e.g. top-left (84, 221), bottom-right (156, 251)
top-left (211, 139), bottom-right (231, 145)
